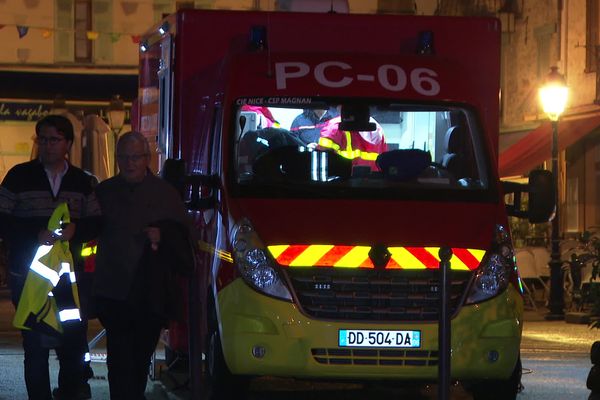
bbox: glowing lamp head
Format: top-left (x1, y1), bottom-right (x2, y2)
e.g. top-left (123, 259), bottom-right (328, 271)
top-left (539, 66), bottom-right (568, 121)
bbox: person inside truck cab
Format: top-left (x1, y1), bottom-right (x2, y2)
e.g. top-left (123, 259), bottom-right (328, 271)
top-left (441, 124), bottom-right (470, 180)
top-left (317, 104), bottom-right (387, 171)
top-left (238, 126), bottom-right (305, 179)
top-left (290, 107), bottom-right (339, 148)
top-left (241, 105), bottom-right (279, 128)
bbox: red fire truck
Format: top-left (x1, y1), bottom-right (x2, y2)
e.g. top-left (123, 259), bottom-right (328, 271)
top-left (137, 8), bottom-right (553, 400)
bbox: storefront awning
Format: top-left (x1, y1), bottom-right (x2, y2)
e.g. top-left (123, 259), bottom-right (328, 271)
top-left (0, 70), bottom-right (137, 102)
top-left (498, 114), bottom-right (600, 177)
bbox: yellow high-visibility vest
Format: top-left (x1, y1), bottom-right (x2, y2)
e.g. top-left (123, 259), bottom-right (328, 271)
top-left (13, 202), bottom-right (81, 333)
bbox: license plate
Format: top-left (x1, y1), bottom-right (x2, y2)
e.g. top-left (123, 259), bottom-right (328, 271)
top-left (338, 329), bottom-right (421, 348)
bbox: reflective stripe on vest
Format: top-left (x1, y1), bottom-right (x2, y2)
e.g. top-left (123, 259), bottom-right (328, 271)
top-left (318, 132), bottom-right (381, 162)
top-left (81, 244), bottom-right (97, 257)
top-left (59, 308), bottom-right (81, 322)
top-left (268, 245), bottom-right (485, 271)
top-left (13, 202), bottom-right (80, 333)
top-left (29, 245), bottom-right (60, 286)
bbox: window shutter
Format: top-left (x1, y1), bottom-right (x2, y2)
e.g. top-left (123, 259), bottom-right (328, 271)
top-left (586, 0), bottom-right (599, 73)
top-left (534, 24), bottom-right (556, 80)
top-left (55, 0), bottom-right (74, 62)
top-left (93, 0), bottom-right (113, 62)
top-left (154, 0), bottom-right (173, 22)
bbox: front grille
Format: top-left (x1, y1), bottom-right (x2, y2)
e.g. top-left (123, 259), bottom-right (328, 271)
top-left (284, 268), bottom-right (472, 321)
top-left (311, 348), bottom-right (438, 366)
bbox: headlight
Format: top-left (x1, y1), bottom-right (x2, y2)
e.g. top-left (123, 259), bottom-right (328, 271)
top-left (232, 219), bottom-right (292, 301)
top-left (465, 225), bottom-right (515, 304)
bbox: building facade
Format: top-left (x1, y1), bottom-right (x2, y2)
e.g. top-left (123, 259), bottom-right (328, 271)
top-left (0, 0), bottom-right (430, 180)
top-left (439, 0), bottom-right (600, 239)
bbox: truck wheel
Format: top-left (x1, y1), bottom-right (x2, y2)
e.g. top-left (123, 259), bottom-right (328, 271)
top-left (202, 305), bottom-right (249, 400)
top-left (470, 357), bottom-right (522, 400)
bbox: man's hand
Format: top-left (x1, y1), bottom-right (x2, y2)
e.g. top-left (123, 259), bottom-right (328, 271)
top-left (38, 229), bottom-right (56, 245)
top-left (145, 226), bottom-right (161, 251)
top-left (37, 223), bottom-right (76, 245)
top-left (58, 223), bottom-right (75, 241)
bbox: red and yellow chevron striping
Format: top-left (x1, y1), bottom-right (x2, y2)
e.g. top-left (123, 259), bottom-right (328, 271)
top-left (267, 245), bottom-right (485, 271)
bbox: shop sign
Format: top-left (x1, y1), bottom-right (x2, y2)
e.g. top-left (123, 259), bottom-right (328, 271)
top-left (0, 102), bottom-right (131, 123)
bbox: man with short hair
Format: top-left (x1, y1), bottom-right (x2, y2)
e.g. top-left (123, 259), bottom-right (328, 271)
top-left (290, 107), bottom-right (339, 147)
top-left (93, 131), bottom-right (193, 399)
top-left (0, 114), bottom-right (100, 400)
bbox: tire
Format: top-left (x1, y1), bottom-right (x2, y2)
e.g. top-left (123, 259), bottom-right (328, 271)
top-left (591, 341), bottom-right (600, 365)
top-left (470, 357), bottom-right (522, 400)
top-left (201, 302), bottom-right (249, 400)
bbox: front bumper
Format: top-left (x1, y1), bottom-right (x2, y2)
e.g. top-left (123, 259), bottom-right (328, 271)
top-left (218, 278), bottom-right (523, 381)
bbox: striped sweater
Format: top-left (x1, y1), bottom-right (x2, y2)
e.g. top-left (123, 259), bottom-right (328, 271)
top-left (0, 159), bottom-right (101, 276)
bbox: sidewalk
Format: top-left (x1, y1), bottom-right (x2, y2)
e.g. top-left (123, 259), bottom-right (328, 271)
top-left (522, 305), bottom-right (599, 355)
top-left (0, 285), bottom-right (189, 400)
top-left (1, 285), bottom-right (597, 399)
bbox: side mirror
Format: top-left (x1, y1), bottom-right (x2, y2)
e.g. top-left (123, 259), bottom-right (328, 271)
top-left (502, 169), bottom-right (555, 224)
top-left (527, 169), bottom-right (555, 223)
top-left (161, 158), bottom-right (187, 199)
top-left (161, 158), bottom-right (218, 210)
top-left (186, 174), bottom-right (218, 210)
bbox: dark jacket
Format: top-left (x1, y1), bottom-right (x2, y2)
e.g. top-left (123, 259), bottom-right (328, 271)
top-left (94, 173), bottom-right (191, 300)
top-left (128, 220), bottom-right (194, 324)
top-left (290, 108), bottom-right (339, 145)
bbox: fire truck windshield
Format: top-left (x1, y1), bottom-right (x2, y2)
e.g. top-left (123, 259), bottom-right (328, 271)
top-left (233, 99), bottom-right (492, 200)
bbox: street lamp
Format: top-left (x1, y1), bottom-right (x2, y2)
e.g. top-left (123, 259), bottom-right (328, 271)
top-left (107, 94), bottom-right (126, 175)
top-left (539, 66), bottom-right (568, 320)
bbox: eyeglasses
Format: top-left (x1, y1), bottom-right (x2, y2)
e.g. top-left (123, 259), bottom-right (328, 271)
top-left (36, 136), bottom-right (65, 145)
top-left (117, 154), bottom-right (148, 162)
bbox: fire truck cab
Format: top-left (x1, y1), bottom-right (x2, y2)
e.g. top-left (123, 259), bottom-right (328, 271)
top-left (137, 9), bottom-right (553, 400)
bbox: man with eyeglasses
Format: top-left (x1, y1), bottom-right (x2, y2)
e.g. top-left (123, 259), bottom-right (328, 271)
top-left (0, 115), bottom-right (100, 400)
top-left (93, 131), bottom-right (193, 399)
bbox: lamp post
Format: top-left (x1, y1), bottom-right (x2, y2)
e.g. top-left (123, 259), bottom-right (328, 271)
top-left (50, 95), bottom-right (68, 114)
top-left (539, 66), bottom-right (569, 320)
top-left (107, 95), bottom-right (126, 175)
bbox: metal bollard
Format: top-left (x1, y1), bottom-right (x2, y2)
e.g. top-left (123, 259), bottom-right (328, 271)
top-left (438, 247), bottom-right (453, 400)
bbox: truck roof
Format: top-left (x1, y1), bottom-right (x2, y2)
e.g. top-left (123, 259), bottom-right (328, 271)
top-left (142, 9), bottom-right (500, 91)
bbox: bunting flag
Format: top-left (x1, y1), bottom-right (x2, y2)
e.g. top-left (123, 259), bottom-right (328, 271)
top-left (17, 25), bottom-right (29, 38)
top-left (1, 22), bottom-right (142, 42)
